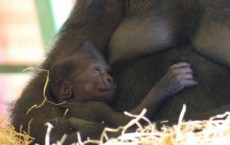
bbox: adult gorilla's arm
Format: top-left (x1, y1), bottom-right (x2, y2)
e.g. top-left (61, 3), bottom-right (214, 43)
top-left (42, 0), bottom-right (124, 69)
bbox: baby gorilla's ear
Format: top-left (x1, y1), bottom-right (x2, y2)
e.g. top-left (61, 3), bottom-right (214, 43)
top-left (56, 79), bottom-right (72, 99)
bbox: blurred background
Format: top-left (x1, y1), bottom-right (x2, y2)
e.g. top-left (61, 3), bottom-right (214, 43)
top-left (0, 0), bottom-right (75, 116)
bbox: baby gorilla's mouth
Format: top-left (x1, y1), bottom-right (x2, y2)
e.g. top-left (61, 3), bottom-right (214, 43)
top-left (98, 88), bottom-right (114, 92)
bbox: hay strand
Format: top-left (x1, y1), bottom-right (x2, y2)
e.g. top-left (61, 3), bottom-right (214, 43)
top-left (78, 105), bottom-right (230, 145)
top-left (26, 69), bottom-right (66, 115)
top-left (0, 117), bottom-right (33, 145)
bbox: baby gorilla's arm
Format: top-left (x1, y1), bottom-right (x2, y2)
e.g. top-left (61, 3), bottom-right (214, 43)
top-left (68, 62), bottom-right (198, 127)
top-left (132, 62), bottom-right (198, 117)
top-left (68, 101), bottom-right (131, 127)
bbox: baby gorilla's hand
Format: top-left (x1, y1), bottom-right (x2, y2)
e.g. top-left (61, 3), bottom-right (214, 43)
top-left (156, 62), bottom-right (198, 97)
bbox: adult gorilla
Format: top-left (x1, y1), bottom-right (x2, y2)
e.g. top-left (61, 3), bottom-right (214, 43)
top-left (11, 0), bottom-right (230, 144)
top-left (108, 0), bottom-right (230, 120)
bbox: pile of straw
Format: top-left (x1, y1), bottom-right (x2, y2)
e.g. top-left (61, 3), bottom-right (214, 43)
top-left (76, 105), bottom-right (230, 145)
top-left (3, 105), bottom-right (229, 145)
top-left (0, 116), bottom-right (33, 145)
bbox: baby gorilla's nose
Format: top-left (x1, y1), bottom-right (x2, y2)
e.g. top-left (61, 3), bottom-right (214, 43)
top-left (106, 76), bottom-right (115, 84)
top-left (102, 73), bottom-right (115, 85)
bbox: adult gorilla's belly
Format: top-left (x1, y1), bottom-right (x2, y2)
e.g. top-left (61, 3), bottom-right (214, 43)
top-left (111, 44), bottom-right (230, 120)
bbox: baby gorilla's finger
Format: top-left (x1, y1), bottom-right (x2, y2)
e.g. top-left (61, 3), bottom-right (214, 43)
top-left (170, 62), bottom-right (191, 69)
top-left (183, 79), bottom-right (199, 87)
top-left (174, 66), bottom-right (193, 74)
top-left (177, 73), bottom-right (194, 80)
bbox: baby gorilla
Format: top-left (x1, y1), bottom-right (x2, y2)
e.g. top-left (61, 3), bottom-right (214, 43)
top-left (49, 42), bottom-right (197, 134)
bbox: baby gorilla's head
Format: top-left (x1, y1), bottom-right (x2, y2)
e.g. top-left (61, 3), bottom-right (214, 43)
top-left (50, 42), bottom-right (116, 104)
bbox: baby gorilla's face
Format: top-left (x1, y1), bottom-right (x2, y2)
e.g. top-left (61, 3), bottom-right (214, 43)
top-left (71, 61), bottom-right (117, 103)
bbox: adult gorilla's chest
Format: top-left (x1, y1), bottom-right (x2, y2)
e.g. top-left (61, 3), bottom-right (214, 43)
top-left (110, 44), bottom-right (230, 120)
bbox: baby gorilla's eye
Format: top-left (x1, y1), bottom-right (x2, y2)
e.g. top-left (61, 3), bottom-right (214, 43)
top-left (94, 66), bottom-right (102, 73)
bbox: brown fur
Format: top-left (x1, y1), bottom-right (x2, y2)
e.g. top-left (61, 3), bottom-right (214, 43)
top-left (11, 0), bottom-right (230, 144)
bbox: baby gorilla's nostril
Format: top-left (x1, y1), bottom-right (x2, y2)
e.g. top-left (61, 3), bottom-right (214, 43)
top-left (106, 77), bottom-right (114, 84)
